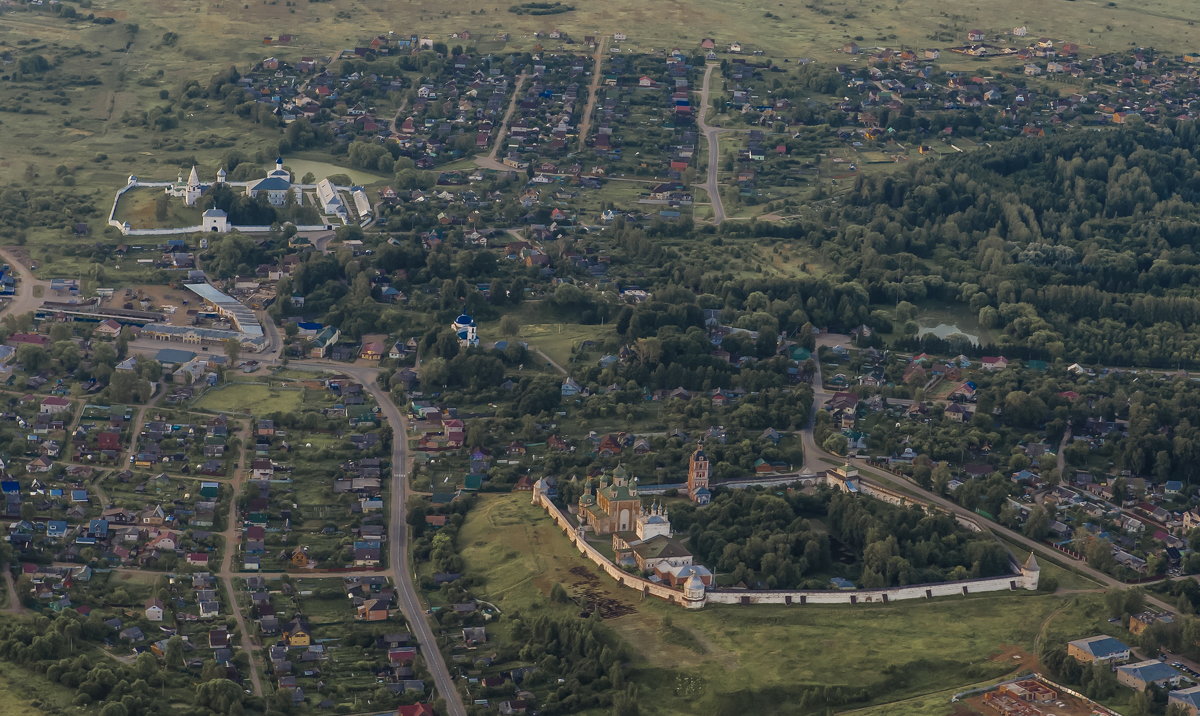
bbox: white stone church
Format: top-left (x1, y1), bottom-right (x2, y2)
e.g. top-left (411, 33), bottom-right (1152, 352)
top-left (111, 157), bottom-right (374, 236)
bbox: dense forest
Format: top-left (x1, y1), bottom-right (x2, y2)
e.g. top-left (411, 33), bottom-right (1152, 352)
top-left (799, 123), bottom-right (1200, 366)
top-left (670, 488), bottom-right (1013, 589)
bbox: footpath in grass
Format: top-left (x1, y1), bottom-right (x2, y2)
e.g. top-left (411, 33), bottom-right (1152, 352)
top-left (456, 492), bottom-right (1107, 715)
top-left (836, 684), bottom-right (983, 716)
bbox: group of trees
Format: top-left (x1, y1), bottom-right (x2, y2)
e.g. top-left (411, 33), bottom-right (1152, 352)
top-left (791, 124), bottom-right (1200, 366)
top-left (671, 487), bottom-right (1011, 590)
top-left (508, 615), bottom-right (636, 715)
top-left (0, 611), bottom-right (249, 716)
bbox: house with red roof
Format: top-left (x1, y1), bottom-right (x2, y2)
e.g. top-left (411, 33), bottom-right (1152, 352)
top-left (980, 356), bottom-right (1008, 371)
top-left (9, 333), bottom-right (49, 347)
top-left (95, 319), bottom-right (123, 338)
top-left (40, 396), bottom-right (71, 415)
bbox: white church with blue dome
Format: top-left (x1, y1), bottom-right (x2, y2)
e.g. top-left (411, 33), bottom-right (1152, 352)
top-left (245, 158), bottom-right (296, 206)
top-left (453, 314), bottom-right (478, 348)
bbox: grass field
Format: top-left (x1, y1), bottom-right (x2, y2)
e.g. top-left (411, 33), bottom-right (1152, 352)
top-left (284, 156), bottom-right (389, 186)
top-left (455, 493), bottom-right (1117, 715)
top-left (0, 660), bottom-right (83, 716)
top-left (0, 0), bottom-right (1195, 199)
top-left (193, 382), bottom-right (305, 414)
top-left (837, 684), bottom-right (980, 716)
top-left (476, 303), bottom-right (613, 368)
top-left (113, 186), bottom-right (204, 229)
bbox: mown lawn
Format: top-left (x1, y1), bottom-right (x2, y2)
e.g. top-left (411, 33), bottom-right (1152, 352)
top-left (193, 383), bottom-right (304, 414)
top-left (454, 493), bottom-right (1115, 715)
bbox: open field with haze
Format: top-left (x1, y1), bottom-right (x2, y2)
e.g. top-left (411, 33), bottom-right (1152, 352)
top-left (0, 0), bottom-right (1198, 199)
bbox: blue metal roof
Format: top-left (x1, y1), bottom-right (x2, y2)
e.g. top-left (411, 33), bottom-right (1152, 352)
top-left (155, 348), bottom-right (197, 365)
top-left (1119, 660), bottom-right (1180, 684)
top-left (1171, 686), bottom-right (1200, 708)
top-left (1070, 635), bottom-right (1129, 659)
top-left (251, 176), bottom-right (292, 191)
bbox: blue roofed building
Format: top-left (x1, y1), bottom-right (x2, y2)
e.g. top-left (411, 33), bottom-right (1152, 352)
top-left (1067, 635), bottom-right (1131, 664)
top-left (1117, 659), bottom-right (1184, 691)
top-left (155, 348), bottom-right (198, 366)
top-left (452, 313), bottom-right (478, 348)
top-left (309, 325), bottom-right (340, 358)
top-left (1169, 685), bottom-right (1200, 715)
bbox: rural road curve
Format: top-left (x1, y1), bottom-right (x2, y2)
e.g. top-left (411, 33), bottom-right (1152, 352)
top-left (0, 246), bottom-right (50, 318)
top-left (696, 63), bottom-right (726, 224)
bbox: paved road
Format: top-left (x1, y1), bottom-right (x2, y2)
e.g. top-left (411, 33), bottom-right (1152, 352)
top-left (292, 361), bottom-right (467, 716)
top-left (696, 64), bottom-right (727, 224)
top-left (256, 309), bottom-right (284, 363)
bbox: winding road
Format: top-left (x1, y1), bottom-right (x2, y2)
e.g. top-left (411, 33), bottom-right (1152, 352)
top-left (696, 64), bottom-right (727, 224)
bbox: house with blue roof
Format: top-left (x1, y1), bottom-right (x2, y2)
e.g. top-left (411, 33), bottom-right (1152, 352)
top-left (46, 520), bottom-right (68, 539)
top-left (1067, 635), bottom-right (1131, 663)
top-left (1165, 480), bottom-right (1184, 495)
top-left (1169, 685), bottom-right (1200, 714)
top-left (1117, 659), bottom-right (1184, 691)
